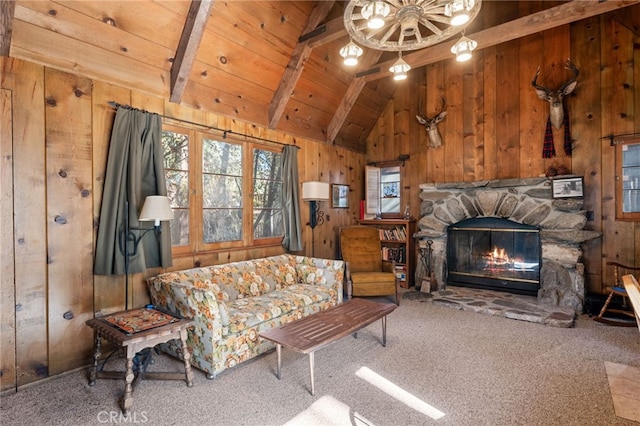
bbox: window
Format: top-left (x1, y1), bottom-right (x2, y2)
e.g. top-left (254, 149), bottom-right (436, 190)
top-left (365, 164), bottom-right (402, 217)
top-left (616, 137), bottom-right (640, 220)
top-left (162, 124), bottom-right (284, 254)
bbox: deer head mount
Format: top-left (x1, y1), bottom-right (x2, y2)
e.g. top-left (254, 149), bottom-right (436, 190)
top-left (416, 97), bottom-right (447, 148)
top-left (532, 59), bottom-right (579, 129)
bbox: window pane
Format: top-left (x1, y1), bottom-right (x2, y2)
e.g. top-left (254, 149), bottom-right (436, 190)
top-left (203, 139), bottom-right (243, 243)
top-left (170, 209), bottom-right (189, 246)
top-left (380, 166), bottom-right (401, 213)
top-left (163, 130), bottom-right (189, 246)
top-left (253, 149), bottom-right (283, 239)
top-left (203, 175), bottom-right (242, 208)
top-left (203, 139), bottom-right (242, 175)
top-left (166, 170), bottom-right (189, 208)
top-left (203, 209), bottom-right (242, 242)
top-left (163, 131), bottom-right (189, 170)
top-left (253, 209), bottom-right (283, 238)
top-left (622, 142), bottom-right (640, 213)
top-left (254, 150), bottom-right (282, 179)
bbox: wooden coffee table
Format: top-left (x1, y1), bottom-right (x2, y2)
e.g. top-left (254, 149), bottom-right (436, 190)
top-left (259, 298), bottom-right (397, 395)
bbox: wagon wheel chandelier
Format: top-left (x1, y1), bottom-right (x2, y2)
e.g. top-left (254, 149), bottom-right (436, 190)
top-left (341, 0), bottom-right (482, 80)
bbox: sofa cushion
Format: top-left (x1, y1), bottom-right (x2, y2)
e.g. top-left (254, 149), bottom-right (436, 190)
top-left (221, 284), bottom-right (337, 336)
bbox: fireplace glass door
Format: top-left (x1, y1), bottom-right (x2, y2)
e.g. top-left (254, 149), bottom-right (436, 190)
top-left (447, 218), bottom-right (541, 295)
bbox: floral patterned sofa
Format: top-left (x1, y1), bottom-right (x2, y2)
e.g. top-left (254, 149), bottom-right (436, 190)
top-left (146, 254), bottom-right (344, 379)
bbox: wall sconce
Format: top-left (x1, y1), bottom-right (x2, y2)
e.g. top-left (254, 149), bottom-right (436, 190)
top-left (120, 195), bottom-right (173, 309)
top-left (301, 181), bottom-right (329, 256)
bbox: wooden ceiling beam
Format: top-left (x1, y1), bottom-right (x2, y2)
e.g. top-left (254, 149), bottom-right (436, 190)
top-left (326, 49), bottom-right (383, 145)
top-left (359, 0), bottom-right (640, 82)
top-left (302, 16), bottom-right (348, 48)
top-left (1, 0), bottom-right (16, 57)
top-left (170, 0), bottom-right (215, 103)
top-left (268, 1), bottom-right (335, 129)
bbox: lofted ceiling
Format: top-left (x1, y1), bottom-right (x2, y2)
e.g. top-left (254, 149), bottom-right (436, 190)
top-left (2, 0), bottom-right (639, 152)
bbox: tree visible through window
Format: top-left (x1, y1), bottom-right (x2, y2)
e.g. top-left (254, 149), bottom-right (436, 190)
top-left (253, 148), bottom-right (283, 239)
top-left (162, 125), bottom-right (284, 254)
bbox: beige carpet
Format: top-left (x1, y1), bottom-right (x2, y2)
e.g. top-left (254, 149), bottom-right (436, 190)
top-left (2, 298), bottom-right (639, 425)
top-left (606, 361), bottom-right (640, 423)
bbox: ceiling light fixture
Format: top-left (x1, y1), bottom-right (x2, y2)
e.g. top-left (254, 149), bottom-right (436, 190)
top-left (450, 32), bottom-right (477, 62)
top-left (361, 1), bottom-right (391, 29)
top-left (341, 0), bottom-right (482, 78)
top-left (339, 40), bottom-right (364, 66)
top-left (445, 0), bottom-right (476, 26)
top-left (389, 52), bottom-right (411, 81)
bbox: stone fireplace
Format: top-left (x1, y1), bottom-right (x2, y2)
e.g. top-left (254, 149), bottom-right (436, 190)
top-left (414, 178), bottom-right (601, 314)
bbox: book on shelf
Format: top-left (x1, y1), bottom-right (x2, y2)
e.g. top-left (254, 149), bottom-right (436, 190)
top-left (395, 264), bottom-right (407, 281)
top-left (377, 225), bottom-right (407, 242)
top-left (381, 246), bottom-right (406, 263)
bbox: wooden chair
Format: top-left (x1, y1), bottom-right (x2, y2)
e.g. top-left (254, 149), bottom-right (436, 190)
top-left (593, 262), bottom-right (640, 327)
top-left (621, 274), bottom-right (640, 333)
top-left (340, 225), bottom-right (399, 305)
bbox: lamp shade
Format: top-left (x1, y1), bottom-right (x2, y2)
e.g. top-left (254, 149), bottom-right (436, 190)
top-left (139, 196), bottom-right (174, 226)
top-left (302, 181), bottom-right (330, 201)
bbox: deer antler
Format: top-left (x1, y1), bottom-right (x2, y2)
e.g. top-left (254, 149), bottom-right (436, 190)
top-left (559, 59), bottom-right (579, 94)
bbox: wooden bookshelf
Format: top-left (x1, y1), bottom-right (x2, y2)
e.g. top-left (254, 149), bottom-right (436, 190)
top-left (358, 219), bottom-right (416, 288)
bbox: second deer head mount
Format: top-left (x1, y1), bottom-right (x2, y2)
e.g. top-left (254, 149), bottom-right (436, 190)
top-left (416, 97), bottom-right (447, 148)
top-left (532, 59), bottom-right (579, 129)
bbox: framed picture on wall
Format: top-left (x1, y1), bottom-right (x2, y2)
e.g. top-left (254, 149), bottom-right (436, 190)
top-left (551, 176), bottom-right (584, 198)
top-left (332, 184), bottom-right (349, 208)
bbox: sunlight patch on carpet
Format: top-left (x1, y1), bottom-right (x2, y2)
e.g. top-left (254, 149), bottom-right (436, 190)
top-left (283, 395), bottom-right (374, 426)
top-left (356, 366), bottom-right (445, 420)
top-left (605, 361), bottom-right (640, 423)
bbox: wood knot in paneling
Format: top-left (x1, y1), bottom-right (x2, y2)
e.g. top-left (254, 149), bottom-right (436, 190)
top-left (80, 189), bottom-right (90, 198)
top-left (58, 169), bottom-right (67, 178)
top-left (54, 215), bottom-right (67, 225)
top-left (102, 17), bottom-right (117, 27)
top-left (48, 9), bottom-right (56, 16)
top-left (45, 97), bottom-right (56, 107)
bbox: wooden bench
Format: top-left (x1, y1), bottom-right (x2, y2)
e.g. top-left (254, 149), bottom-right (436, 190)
top-left (622, 274), bottom-right (640, 333)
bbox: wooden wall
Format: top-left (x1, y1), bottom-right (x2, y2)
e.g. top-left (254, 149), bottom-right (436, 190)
top-left (365, 7), bottom-right (640, 296)
top-left (0, 57), bottom-right (362, 392)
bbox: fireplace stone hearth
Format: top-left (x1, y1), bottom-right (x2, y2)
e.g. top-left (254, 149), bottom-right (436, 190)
top-left (414, 177), bottom-right (601, 315)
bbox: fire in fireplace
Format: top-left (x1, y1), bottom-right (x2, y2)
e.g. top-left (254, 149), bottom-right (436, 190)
top-left (447, 217), bottom-right (541, 296)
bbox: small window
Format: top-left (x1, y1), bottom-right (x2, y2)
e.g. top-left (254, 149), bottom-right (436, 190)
top-left (365, 164), bottom-right (402, 217)
top-left (616, 137), bottom-right (640, 220)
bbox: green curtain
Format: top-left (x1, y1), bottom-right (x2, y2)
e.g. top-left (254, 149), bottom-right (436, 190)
top-left (281, 145), bottom-right (303, 251)
top-left (94, 106), bottom-right (172, 275)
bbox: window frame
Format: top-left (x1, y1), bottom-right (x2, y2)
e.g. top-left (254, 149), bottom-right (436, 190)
top-left (615, 136), bottom-right (640, 221)
top-left (162, 123), bottom-right (284, 256)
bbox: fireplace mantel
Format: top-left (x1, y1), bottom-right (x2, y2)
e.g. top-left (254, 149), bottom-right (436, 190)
top-left (414, 177), bottom-right (601, 314)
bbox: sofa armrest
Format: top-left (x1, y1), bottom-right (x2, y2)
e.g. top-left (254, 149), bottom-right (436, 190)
top-left (147, 277), bottom-right (224, 341)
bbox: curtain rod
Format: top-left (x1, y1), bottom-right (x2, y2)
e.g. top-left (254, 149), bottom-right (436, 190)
top-left (602, 131), bottom-right (640, 145)
top-left (108, 101), bottom-right (299, 149)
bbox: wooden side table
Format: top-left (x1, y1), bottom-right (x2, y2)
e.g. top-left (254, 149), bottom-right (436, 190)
top-left (86, 307), bottom-right (194, 415)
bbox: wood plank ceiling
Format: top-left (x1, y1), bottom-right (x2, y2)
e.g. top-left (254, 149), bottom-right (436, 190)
top-left (3, 0), bottom-right (640, 152)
